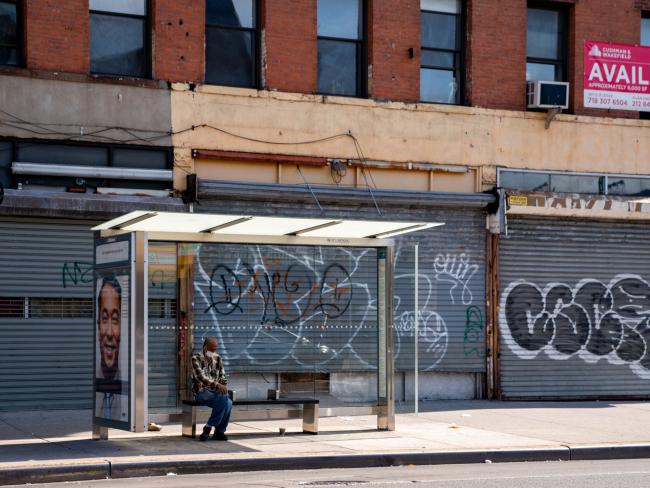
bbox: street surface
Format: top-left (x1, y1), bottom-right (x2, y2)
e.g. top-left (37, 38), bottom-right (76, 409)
top-left (7, 459), bottom-right (650, 488)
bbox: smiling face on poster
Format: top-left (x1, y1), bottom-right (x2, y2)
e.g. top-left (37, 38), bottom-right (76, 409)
top-left (94, 271), bottom-right (130, 423)
top-left (93, 233), bottom-right (133, 428)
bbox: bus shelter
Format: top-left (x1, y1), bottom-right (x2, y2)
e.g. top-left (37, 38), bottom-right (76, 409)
top-left (90, 211), bottom-right (440, 439)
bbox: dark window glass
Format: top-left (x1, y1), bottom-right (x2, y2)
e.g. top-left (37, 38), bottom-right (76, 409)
top-left (206, 28), bottom-right (254, 87)
top-left (17, 144), bottom-right (108, 166)
top-left (550, 174), bottom-right (602, 194)
top-left (608, 177), bottom-right (650, 196)
top-left (317, 0), bottom-right (364, 97)
top-left (421, 50), bottom-right (454, 68)
top-left (317, 39), bottom-right (359, 97)
top-left (113, 148), bottom-right (169, 170)
top-left (0, 141), bottom-right (12, 188)
top-left (207, 0), bottom-right (254, 27)
top-left (420, 0), bottom-right (463, 104)
top-left (205, 0), bottom-right (257, 88)
top-left (526, 7), bottom-right (566, 82)
top-left (90, 0), bottom-right (148, 77)
top-left (421, 12), bottom-right (457, 50)
top-left (499, 171), bottom-right (550, 192)
top-left (0, 1), bottom-right (19, 66)
top-left (11, 140), bottom-right (170, 190)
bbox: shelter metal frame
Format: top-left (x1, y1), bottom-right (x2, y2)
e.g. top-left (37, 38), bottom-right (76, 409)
top-left (93, 228), bottom-right (396, 438)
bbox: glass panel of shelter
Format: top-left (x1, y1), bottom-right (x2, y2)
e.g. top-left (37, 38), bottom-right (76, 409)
top-left (147, 243), bottom-right (178, 412)
top-left (176, 242), bottom-right (380, 410)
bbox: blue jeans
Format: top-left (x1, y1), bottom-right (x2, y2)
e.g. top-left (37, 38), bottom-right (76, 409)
top-left (196, 389), bottom-right (232, 433)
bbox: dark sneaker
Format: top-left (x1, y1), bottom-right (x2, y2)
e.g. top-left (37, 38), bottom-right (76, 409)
top-left (199, 425), bottom-right (212, 441)
top-left (212, 431), bottom-right (228, 441)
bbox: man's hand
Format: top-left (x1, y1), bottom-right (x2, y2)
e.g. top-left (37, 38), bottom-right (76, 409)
top-left (216, 383), bottom-right (228, 395)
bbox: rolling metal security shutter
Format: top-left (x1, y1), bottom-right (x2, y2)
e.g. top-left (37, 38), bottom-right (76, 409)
top-left (0, 217), bottom-right (96, 410)
top-left (195, 202), bottom-right (486, 378)
top-left (393, 209), bottom-right (486, 373)
top-left (192, 244), bottom-right (379, 374)
top-left (499, 217), bottom-right (650, 399)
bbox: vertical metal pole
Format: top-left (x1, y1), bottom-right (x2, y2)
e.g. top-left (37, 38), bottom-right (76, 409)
top-left (133, 232), bottom-right (148, 432)
top-left (377, 246), bottom-right (395, 431)
top-left (414, 244), bottom-right (419, 415)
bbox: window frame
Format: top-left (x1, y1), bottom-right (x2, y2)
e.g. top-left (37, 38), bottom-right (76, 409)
top-left (497, 167), bottom-right (650, 197)
top-left (204, 0), bottom-right (261, 89)
top-left (419, 1), bottom-right (465, 105)
top-left (89, 0), bottom-right (152, 79)
top-left (316, 0), bottom-right (367, 98)
top-left (0, 0), bottom-right (22, 67)
top-left (0, 136), bottom-right (173, 190)
top-left (526, 4), bottom-right (568, 82)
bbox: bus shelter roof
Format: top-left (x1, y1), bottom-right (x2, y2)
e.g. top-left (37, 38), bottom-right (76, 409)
top-left (93, 211), bottom-right (443, 243)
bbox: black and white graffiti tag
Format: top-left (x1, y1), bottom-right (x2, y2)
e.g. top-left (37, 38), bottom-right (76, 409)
top-left (500, 274), bottom-right (650, 379)
top-left (194, 245), bottom-right (376, 369)
top-left (393, 272), bottom-right (448, 371)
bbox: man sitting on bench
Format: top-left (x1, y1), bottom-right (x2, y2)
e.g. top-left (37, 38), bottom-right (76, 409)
top-left (190, 337), bottom-right (232, 441)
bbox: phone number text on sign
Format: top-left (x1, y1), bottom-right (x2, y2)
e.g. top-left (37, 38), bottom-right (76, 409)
top-left (584, 90), bottom-right (650, 110)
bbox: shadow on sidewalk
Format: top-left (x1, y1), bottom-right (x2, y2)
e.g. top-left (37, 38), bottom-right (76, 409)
top-left (0, 435), bottom-right (258, 463)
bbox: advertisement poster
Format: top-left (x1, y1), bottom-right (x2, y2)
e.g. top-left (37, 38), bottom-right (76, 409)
top-left (93, 235), bottom-right (132, 430)
top-left (584, 40), bottom-right (650, 111)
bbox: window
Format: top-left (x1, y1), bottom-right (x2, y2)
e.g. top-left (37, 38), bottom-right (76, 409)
top-left (317, 0), bottom-right (364, 97)
top-left (420, 0), bottom-right (463, 104)
top-left (205, 0), bottom-right (258, 87)
top-left (0, 138), bottom-right (172, 191)
top-left (90, 0), bottom-right (149, 77)
top-left (526, 6), bottom-right (567, 82)
top-left (498, 169), bottom-right (650, 197)
top-left (0, 0), bottom-right (20, 66)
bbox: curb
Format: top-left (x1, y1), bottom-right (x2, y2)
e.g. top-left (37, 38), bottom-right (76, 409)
top-left (109, 448), bottom-right (570, 479)
top-left (570, 444), bottom-right (650, 460)
top-left (0, 462), bottom-right (109, 486)
top-left (3, 445), bottom-right (650, 485)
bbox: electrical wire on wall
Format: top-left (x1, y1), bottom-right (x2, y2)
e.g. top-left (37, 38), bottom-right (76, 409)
top-left (0, 109), bottom-right (383, 213)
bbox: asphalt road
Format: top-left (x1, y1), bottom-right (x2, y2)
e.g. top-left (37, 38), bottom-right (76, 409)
top-left (8, 459), bottom-right (650, 488)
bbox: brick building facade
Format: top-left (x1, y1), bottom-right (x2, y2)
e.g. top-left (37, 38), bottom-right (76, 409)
top-left (6, 0), bottom-right (650, 114)
top-left (2, 0), bottom-right (650, 411)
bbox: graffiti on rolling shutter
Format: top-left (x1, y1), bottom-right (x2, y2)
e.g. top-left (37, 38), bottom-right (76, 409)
top-left (193, 244), bottom-right (379, 371)
top-left (501, 274), bottom-right (650, 379)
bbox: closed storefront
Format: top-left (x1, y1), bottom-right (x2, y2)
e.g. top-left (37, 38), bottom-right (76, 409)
top-left (0, 218), bottom-right (96, 410)
top-left (0, 217), bottom-right (181, 411)
top-left (196, 184), bottom-right (490, 402)
top-left (499, 217), bottom-right (650, 399)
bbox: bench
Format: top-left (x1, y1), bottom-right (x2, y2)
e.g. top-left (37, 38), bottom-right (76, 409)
top-left (181, 397), bottom-right (319, 438)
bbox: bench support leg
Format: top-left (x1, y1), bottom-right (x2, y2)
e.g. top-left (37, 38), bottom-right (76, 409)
top-left (182, 403), bottom-right (197, 438)
top-left (302, 403), bottom-right (319, 434)
top-left (92, 424), bottom-right (108, 441)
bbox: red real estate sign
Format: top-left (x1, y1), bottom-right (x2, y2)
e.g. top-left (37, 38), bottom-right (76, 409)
top-left (584, 40), bottom-right (650, 111)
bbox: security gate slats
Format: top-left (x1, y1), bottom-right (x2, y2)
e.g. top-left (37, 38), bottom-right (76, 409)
top-left (499, 217), bottom-right (650, 399)
top-left (0, 218), bottom-right (96, 410)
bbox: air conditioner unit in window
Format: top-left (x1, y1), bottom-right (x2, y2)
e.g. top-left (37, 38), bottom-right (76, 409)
top-left (527, 80), bottom-right (570, 109)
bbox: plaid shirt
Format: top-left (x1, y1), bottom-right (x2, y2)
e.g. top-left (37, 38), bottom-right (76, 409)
top-left (191, 351), bottom-right (227, 396)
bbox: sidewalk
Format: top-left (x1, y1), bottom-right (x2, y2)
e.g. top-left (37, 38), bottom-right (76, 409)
top-left (2, 400), bottom-right (650, 485)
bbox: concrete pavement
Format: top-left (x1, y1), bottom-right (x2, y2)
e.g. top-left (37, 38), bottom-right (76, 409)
top-left (1, 400), bottom-right (650, 485)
